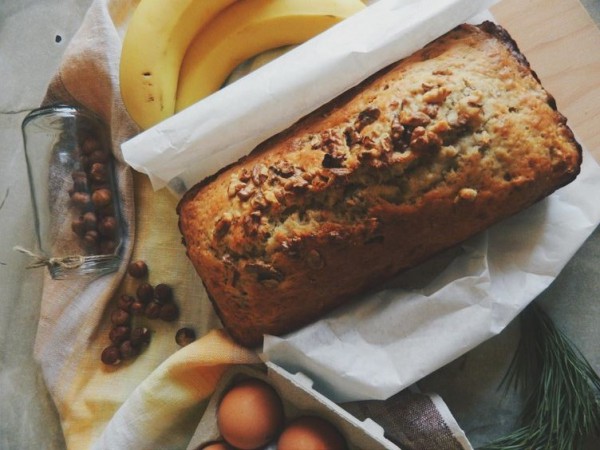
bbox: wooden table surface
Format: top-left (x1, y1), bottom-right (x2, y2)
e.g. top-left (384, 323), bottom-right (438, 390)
top-left (492, 0), bottom-right (600, 160)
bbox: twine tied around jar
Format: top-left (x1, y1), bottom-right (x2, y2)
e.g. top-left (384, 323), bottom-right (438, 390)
top-left (14, 246), bottom-right (87, 270)
top-left (13, 246), bottom-right (120, 279)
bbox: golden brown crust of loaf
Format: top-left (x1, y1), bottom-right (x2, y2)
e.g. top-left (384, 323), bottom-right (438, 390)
top-left (177, 22), bottom-right (582, 347)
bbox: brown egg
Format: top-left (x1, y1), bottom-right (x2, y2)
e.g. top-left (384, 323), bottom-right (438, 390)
top-left (277, 416), bottom-right (347, 450)
top-left (217, 378), bottom-right (284, 450)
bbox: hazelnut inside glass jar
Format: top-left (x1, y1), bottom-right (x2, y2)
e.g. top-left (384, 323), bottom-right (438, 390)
top-left (21, 105), bottom-right (125, 279)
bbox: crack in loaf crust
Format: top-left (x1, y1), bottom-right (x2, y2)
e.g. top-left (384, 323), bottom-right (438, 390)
top-left (177, 22), bottom-right (582, 347)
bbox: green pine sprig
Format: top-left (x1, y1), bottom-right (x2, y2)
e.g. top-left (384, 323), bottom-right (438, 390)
top-left (478, 302), bottom-right (600, 450)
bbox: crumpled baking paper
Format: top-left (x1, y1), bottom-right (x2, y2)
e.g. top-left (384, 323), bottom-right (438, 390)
top-left (120, 0), bottom-right (600, 403)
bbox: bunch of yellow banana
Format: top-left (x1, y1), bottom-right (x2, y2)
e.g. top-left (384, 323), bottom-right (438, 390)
top-left (120, 0), bottom-right (365, 130)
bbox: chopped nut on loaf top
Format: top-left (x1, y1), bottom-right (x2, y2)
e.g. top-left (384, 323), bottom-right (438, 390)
top-left (198, 25), bottom-right (577, 263)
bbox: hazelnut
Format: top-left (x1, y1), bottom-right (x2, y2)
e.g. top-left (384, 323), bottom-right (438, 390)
top-left (101, 345), bottom-right (122, 366)
top-left (154, 283), bottom-right (173, 303)
top-left (92, 188), bottom-right (112, 208)
top-left (159, 303), bottom-right (179, 322)
top-left (109, 325), bottom-right (130, 345)
top-left (71, 191), bottom-right (91, 209)
top-left (71, 217), bottom-right (85, 236)
top-left (90, 163), bottom-right (108, 183)
top-left (136, 282), bottom-right (154, 303)
top-left (71, 172), bottom-right (88, 192)
top-left (81, 136), bottom-right (100, 155)
top-left (99, 239), bottom-right (117, 255)
top-left (127, 260), bottom-right (148, 278)
top-left (130, 327), bottom-right (151, 347)
top-left (110, 308), bottom-right (130, 326)
top-left (144, 301), bottom-right (161, 320)
top-left (175, 328), bottom-right (196, 347)
top-left (117, 295), bottom-right (135, 312)
top-left (98, 216), bottom-right (118, 237)
top-left (83, 230), bottom-right (99, 248)
top-left (71, 170), bottom-right (88, 183)
top-left (119, 340), bottom-right (140, 360)
top-left (82, 211), bottom-right (98, 231)
top-left (130, 300), bottom-right (146, 316)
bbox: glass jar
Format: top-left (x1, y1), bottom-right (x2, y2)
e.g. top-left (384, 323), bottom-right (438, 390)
top-left (21, 105), bottom-right (124, 279)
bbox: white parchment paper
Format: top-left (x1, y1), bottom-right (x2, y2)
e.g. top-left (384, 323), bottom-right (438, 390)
top-left (120, 0), bottom-right (600, 403)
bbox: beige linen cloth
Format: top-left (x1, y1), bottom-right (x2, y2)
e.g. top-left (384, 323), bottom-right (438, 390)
top-left (33, 0), bottom-right (473, 449)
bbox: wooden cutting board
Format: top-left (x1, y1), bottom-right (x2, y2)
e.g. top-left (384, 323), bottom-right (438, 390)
top-left (492, 0), bottom-right (600, 161)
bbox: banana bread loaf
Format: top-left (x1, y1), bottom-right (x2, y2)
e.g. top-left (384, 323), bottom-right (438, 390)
top-left (177, 22), bottom-right (581, 347)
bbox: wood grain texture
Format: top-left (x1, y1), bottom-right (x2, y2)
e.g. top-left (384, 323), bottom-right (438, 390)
top-left (492, 0), bottom-right (600, 161)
